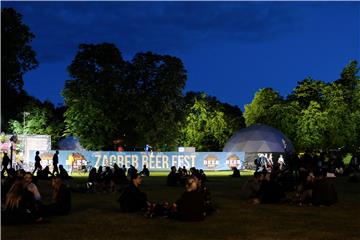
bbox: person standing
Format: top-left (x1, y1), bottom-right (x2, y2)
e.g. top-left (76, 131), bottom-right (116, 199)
top-left (1, 152), bottom-right (11, 175)
top-left (33, 151), bottom-right (42, 175)
top-left (52, 150), bottom-right (59, 175)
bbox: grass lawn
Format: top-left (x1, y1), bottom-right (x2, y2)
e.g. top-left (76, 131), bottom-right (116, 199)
top-left (2, 171), bottom-right (360, 240)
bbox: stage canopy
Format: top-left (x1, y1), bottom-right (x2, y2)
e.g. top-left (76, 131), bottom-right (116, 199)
top-left (58, 136), bottom-right (84, 151)
top-left (223, 124), bottom-right (295, 153)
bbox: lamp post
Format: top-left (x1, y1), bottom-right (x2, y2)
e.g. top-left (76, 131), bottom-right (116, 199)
top-left (23, 111), bottom-right (30, 134)
top-left (20, 111), bottom-right (30, 169)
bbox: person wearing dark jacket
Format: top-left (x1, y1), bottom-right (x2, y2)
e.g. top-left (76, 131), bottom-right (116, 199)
top-left (166, 166), bottom-right (178, 186)
top-left (118, 173), bottom-right (149, 212)
top-left (173, 176), bottom-right (205, 221)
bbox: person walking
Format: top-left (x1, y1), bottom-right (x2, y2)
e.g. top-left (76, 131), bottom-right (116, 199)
top-left (33, 151), bottom-right (42, 175)
top-left (52, 150), bottom-right (59, 175)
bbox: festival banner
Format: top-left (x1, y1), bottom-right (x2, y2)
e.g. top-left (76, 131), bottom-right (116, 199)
top-left (28, 150), bottom-right (245, 172)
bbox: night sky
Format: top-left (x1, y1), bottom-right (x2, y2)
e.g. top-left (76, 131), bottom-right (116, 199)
top-left (2, 1), bottom-right (360, 110)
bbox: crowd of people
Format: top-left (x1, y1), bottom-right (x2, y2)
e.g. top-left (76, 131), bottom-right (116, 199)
top-left (1, 149), bottom-right (359, 225)
top-left (242, 151), bottom-right (360, 206)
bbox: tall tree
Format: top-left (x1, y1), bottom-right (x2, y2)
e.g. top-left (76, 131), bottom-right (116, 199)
top-left (63, 43), bottom-right (127, 150)
top-left (268, 102), bottom-right (301, 146)
top-left (322, 83), bottom-right (356, 151)
top-left (244, 88), bottom-right (283, 126)
top-left (63, 46), bottom-right (187, 150)
top-left (295, 101), bottom-right (328, 150)
top-left (1, 8), bottom-right (38, 131)
top-left (179, 96), bottom-right (229, 151)
top-left (128, 52), bottom-right (187, 149)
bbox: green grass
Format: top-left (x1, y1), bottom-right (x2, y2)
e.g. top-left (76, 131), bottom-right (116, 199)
top-left (2, 173), bottom-right (360, 240)
top-left (147, 170), bottom-right (254, 177)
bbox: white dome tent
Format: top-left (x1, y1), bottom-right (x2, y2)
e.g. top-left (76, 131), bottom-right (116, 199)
top-left (223, 124), bottom-right (295, 169)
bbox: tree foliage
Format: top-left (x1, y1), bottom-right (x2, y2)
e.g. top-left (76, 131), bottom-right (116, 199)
top-left (63, 44), bottom-right (187, 150)
top-left (244, 88), bottom-right (283, 126)
top-left (63, 43), bottom-right (127, 150)
top-left (127, 52), bottom-right (187, 149)
top-left (295, 101), bottom-right (328, 150)
top-left (244, 60), bottom-right (360, 153)
top-left (1, 8), bottom-right (38, 131)
top-left (9, 101), bottom-right (65, 145)
top-left (287, 77), bottom-right (327, 109)
top-left (179, 92), bottom-right (245, 151)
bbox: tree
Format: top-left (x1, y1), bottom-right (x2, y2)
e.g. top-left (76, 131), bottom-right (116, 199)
top-left (184, 91), bottom-right (245, 137)
top-left (295, 101), bottom-right (328, 150)
top-left (63, 46), bottom-right (187, 150)
top-left (244, 88), bottom-right (283, 126)
top-left (268, 102), bottom-right (301, 146)
top-left (128, 52), bottom-right (187, 149)
top-left (1, 8), bottom-right (38, 131)
top-left (9, 101), bottom-right (65, 145)
top-left (179, 98), bottom-right (226, 151)
top-left (287, 77), bottom-right (327, 109)
top-left (178, 93), bottom-right (243, 151)
top-left (63, 43), bottom-right (127, 150)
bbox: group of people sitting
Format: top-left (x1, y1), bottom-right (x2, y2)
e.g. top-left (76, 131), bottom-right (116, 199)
top-left (118, 166), bottom-right (214, 221)
top-left (166, 166), bottom-right (207, 187)
top-left (3, 150), bottom-right (355, 225)
top-left (85, 164), bottom-right (150, 193)
top-left (242, 162), bottom-right (338, 206)
top-left (1, 169), bottom-right (71, 225)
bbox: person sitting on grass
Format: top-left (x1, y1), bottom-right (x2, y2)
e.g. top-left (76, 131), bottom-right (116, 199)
top-left (2, 177), bottom-right (44, 225)
top-left (86, 167), bottom-right (97, 192)
top-left (167, 166), bottom-right (179, 187)
top-left (231, 167), bottom-right (241, 177)
top-left (296, 171), bottom-right (315, 206)
top-left (241, 172), bottom-right (263, 204)
top-left (140, 165), bottom-right (150, 177)
top-left (42, 176), bottom-right (71, 216)
top-left (37, 166), bottom-right (52, 180)
top-left (118, 173), bottom-right (150, 212)
top-left (258, 172), bottom-right (286, 204)
top-left (59, 165), bottom-right (73, 180)
top-left (312, 170), bottom-right (338, 206)
top-left (172, 176), bottom-right (205, 221)
top-left (23, 172), bottom-right (42, 202)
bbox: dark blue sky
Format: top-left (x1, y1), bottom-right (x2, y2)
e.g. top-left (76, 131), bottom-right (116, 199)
top-left (3, 1), bottom-right (360, 109)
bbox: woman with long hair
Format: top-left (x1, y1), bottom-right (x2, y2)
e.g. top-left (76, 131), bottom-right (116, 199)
top-left (2, 178), bottom-right (42, 225)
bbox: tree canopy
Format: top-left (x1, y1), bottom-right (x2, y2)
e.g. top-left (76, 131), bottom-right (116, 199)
top-left (244, 60), bottom-right (360, 153)
top-left (63, 44), bottom-right (188, 150)
top-left (1, 8), bottom-right (38, 131)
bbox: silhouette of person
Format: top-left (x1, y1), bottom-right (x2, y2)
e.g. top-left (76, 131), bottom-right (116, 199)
top-left (1, 152), bottom-right (11, 175)
top-left (118, 173), bottom-right (149, 212)
top-left (33, 151), bottom-right (42, 175)
top-left (52, 150), bottom-right (59, 175)
top-left (141, 165), bottom-right (150, 177)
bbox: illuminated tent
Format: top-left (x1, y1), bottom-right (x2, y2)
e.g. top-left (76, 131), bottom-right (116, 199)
top-left (58, 136), bottom-right (84, 151)
top-left (223, 124), bottom-right (295, 153)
